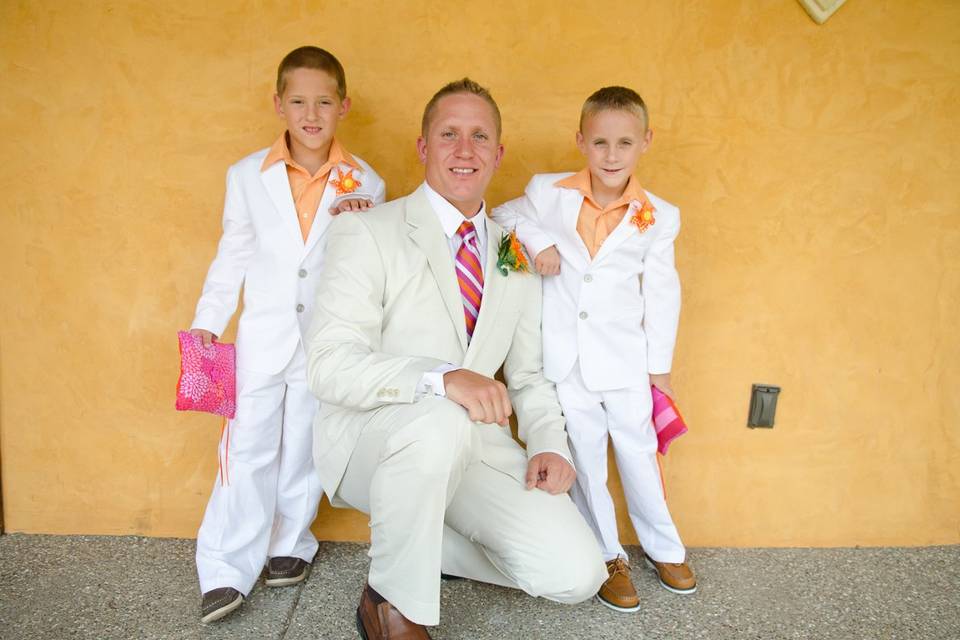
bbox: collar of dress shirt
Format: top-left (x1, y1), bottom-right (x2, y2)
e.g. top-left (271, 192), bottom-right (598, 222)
top-left (421, 181), bottom-right (488, 242)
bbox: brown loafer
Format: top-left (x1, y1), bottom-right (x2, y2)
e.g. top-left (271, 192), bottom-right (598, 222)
top-left (644, 552), bottom-right (697, 594)
top-left (356, 583), bottom-right (431, 639)
top-left (200, 587), bottom-right (243, 623)
top-left (597, 557), bottom-right (640, 612)
top-left (265, 556), bottom-right (311, 587)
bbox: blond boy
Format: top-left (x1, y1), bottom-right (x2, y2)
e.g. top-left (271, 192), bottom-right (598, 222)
top-left (189, 46), bottom-right (385, 623)
top-left (491, 86), bottom-right (694, 612)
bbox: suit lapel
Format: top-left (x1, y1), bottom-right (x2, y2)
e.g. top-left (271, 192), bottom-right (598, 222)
top-left (260, 161), bottom-right (304, 248)
top-left (592, 200), bottom-right (640, 264)
top-left (405, 186), bottom-right (469, 352)
top-left (303, 164), bottom-right (347, 255)
top-left (463, 218), bottom-right (507, 368)
top-left (559, 188), bottom-right (592, 270)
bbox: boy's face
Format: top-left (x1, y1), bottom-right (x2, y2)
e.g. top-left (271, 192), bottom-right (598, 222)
top-left (416, 92), bottom-right (504, 217)
top-left (576, 109), bottom-right (652, 193)
top-left (273, 68), bottom-right (350, 158)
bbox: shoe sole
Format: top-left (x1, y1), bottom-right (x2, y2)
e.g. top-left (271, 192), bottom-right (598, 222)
top-left (264, 568), bottom-right (309, 587)
top-left (201, 593), bottom-right (243, 624)
top-left (355, 608), bottom-right (369, 640)
top-left (643, 557), bottom-right (697, 595)
top-left (595, 594), bottom-right (641, 613)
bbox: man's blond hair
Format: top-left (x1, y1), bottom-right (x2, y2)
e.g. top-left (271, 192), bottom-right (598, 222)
top-left (579, 86), bottom-right (649, 131)
top-left (421, 78), bottom-right (502, 139)
top-left (276, 46), bottom-right (347, 100)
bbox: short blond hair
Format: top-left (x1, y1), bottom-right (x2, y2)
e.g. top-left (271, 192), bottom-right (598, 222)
top-left (579, 86), bottom-right (649, 131)
top-left (276, 46), bottom-right (346, 100)
top-left (421, 77), bottom-right (502, 139)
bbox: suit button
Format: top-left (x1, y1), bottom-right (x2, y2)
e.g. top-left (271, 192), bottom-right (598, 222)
top-left (583, 274), bottom-right (593, 283)
top-left (579, 311), bottom-right (588, 320)
top-left (296, 304), bottom-right (305, 313)
top-left (299, 269), bottom-right (307, 278)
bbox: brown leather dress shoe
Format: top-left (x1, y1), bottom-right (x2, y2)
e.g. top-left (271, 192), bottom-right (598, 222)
top-left (200, 587), bottom-right (243, 623)
top-left (597, 557), bottom-right (640, 612)
top-left (265, 556), bottom-right (311, 587)
top-left (356, 583), bottom-right (431, 639)
top-left (644, 552), bottom-right (697, 594)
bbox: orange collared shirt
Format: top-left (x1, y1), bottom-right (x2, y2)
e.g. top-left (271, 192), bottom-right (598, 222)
top-left (555, 169), bottom-right (653, 258)
top-left (261, 134), bottom-right (359, 242)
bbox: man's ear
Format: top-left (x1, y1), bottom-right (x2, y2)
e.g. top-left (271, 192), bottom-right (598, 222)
top-left (416, 136), bottom-right (427, 164)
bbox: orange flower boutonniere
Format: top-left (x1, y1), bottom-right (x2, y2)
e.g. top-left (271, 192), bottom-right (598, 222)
top-left (630, 200), bottom-right (656, 233)
top-left (329, 167), bottom-right (362, 196)
top-left (496, 230), bottom-right (530, 276)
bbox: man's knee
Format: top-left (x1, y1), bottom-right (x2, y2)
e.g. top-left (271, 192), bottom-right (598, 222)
top-left (529, 544), bottom-right (607, 604)
top-left (393, 398), bottom-right (473, 474)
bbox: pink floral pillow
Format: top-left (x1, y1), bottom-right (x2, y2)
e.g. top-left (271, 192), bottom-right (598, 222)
top-left (176, 331), bottom-right (236, 419)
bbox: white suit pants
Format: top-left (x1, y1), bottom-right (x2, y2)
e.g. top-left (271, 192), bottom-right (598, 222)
top-left (557, 363), bottom-right (686, 564)
top-left (195, 345), bottom-right (323, 594)
top-left (334, 396), bottom-right (608, 626)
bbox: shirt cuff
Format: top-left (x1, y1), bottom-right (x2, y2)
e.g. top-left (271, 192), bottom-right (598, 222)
top-left (416, 363), bottom-right (461, 399)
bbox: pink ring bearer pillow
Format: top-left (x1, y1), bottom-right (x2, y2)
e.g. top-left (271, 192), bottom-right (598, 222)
top-left (652, 385), bottom-right (688, 455)
top-left (176, 330), bottom-right (237, 419)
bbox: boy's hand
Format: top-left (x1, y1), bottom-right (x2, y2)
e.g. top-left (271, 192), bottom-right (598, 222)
top-left (525, 452), bottom-right (576, 494)
top-left (650, 373), bottom-right (675, 400)
top-left (330, 198), bottom-right (375, 215)
top-left (443, 369), bottom-right (513, 426)
top-left (534, 245), bottom-right (561, 276)
top-left (189, 328), bottom-right (217, 347)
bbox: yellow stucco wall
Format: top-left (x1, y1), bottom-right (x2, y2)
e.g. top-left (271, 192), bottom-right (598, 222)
top-left (1, 1), bottom-right (958, 546)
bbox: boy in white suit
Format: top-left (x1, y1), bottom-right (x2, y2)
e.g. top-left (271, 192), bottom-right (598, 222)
top-left (491, 86), bottom-right (694, 613)
top-left (189, 46), bottom-right (385, 623)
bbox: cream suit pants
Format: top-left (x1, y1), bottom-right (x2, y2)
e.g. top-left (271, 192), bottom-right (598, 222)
top-left (557, 362), bottom-right (686, 564)
top-left (335, 396), bottom-right (608, 626)
top-left (196, 345), bottom-right (323, 595)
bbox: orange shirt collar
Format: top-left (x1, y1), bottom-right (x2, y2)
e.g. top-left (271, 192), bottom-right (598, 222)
top-left (555, 168), bottom-right (652, 211)
top-left (260, 134), bottom-right (358, 173)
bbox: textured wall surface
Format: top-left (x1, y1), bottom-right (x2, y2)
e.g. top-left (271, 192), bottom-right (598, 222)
top-left (1, 1), bottom-right (958, 546)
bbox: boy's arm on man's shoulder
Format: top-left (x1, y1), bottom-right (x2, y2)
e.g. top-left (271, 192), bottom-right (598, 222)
top-left (305, 212), bottom-right (445, 410)
top-left (502, 274), bottom-right (571, 460)
top-left (191, 165), bottom-right (257, 336)
top-left (491, 178), bottom-right (556, 259)
top-left (643, 206), bottom-right (682, 374)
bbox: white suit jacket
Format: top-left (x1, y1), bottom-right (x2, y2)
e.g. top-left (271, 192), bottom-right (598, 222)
top-left (305, 185), bottom-right (571, 503)
top-left (191, 147), bottom-right (386, 374)
top-left (491, 173), bottom-right (681, 391)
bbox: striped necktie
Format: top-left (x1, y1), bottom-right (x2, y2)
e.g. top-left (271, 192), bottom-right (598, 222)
top-left (455, 220), bottom-right (484, 341)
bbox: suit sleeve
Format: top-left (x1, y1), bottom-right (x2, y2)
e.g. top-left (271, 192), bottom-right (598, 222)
top-left (191, 165), bottom-right (256, 336)
top-left (503, 274), bottom-right (572, 460)
top-left (490, 178), bottom-right (557, 259)
top-left (642, 208), bottom-right (681, 374)
top-left (305, 213), bottom-right (446, 409)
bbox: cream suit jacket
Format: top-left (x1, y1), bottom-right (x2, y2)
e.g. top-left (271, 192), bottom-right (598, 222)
top-left (491, 173), bottom-right (681, 391)
top-left (191, 147), bottom-right (386, 374)
top-left (305, 185), bottom-right (571, 502)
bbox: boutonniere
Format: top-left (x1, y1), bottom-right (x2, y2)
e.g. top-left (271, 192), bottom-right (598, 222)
top-left (496, 230), bottom-right (530, 276)
top-left (630, 200), bottom-right (656, 233)
top-left (329, 166), bottom-right (362, 195)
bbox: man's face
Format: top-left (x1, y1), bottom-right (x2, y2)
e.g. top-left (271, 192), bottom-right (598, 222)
top-left (417, 93), bottom-right (504, 217)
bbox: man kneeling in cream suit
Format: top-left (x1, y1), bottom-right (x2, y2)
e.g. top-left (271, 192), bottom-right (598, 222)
top-left (306, 78), bottom-right (608, 639)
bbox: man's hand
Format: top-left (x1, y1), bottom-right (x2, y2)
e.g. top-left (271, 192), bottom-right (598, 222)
top-left (525, 452), bottom-right (575, 494)
top-left (650, 373), bottom-right (674, 400)
top-left (443, 369), bottom-right (513, 426)
top-left (534, 245), bottom-right (561, 276)
top-left (330, 198), bottom-right (375, 215)
top-left (189, 328), bottom-right (217, 347)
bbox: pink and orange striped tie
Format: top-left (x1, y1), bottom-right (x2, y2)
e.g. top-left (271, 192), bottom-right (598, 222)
top-left (455, 220), bottom-right (484, 341)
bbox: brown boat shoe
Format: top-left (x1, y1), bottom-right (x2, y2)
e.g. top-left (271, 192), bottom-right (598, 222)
top-left (643, 552), bottom-right (697, 594)
top-left (200, 587), bottom-right (243, 623)
top-left (265, 556), bottom-right (311, 587)
top-left (356, 583), bottom-right (432, 639)
top-left (597, 557), bottom-right (641, 612)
